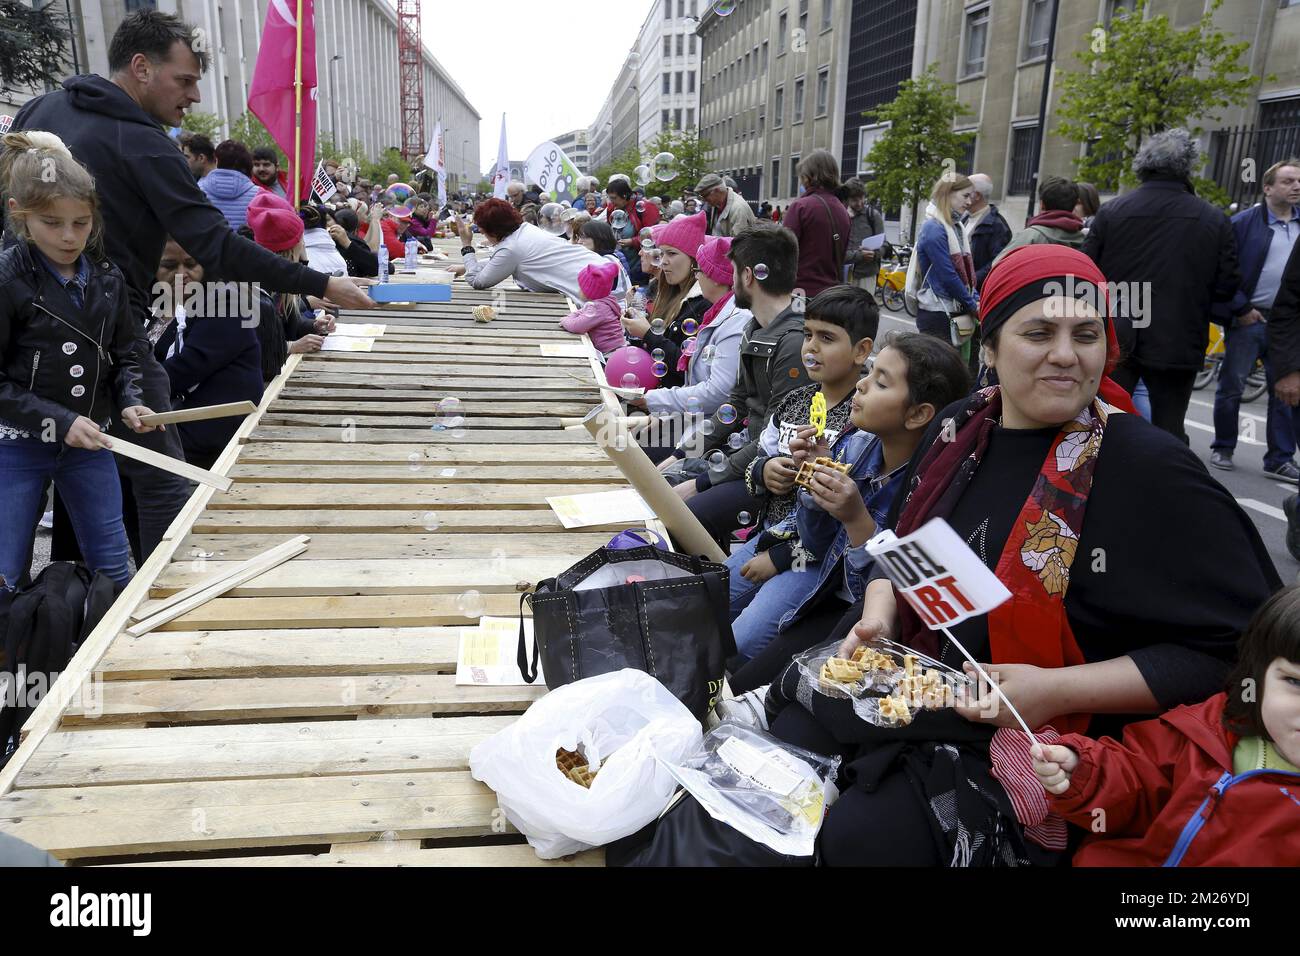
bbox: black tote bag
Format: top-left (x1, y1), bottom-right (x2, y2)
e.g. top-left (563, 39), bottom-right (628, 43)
top-left (517, 544), bottom-right (736, 720)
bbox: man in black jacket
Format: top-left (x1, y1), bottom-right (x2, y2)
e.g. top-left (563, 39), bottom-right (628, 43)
top-left (1266, 241), bottom-right (1300, 557)
top-left (11, 9), bottom-right (374, 561)
top-left (965, 173), bottom-right (1012, 290)
top-left (1083, 129), bottom-right (1240, 443)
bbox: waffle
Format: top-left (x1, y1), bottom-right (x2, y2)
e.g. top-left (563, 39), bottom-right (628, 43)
top-left (556, 747), bottom-right (598, 788)
top-left (472, 304), bottom-right (496, 323)
top-left (566, 765), bottom-right (598, 788)
top-left (878, 694), bottom-right (913, 726)
top-left (820, 657), bottom-right (866, 685)
top-left (851, 645), bottom-right (896, 673)
top-left (794, 456), bottom-right (852, 489)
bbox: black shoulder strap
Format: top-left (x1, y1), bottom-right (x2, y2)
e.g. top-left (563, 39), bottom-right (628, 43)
top-left (517, 590), bottom-right (540, 683)
top-left (813, 194), bottom-right (845, 273)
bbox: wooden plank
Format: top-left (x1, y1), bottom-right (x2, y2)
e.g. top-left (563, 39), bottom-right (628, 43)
top-left (288, 373), bottom-right (598, 392)
top-left (97, 626), bottom-right (464, 679)
top-left (259, 413), bottom-right (567, 430)
top-left (234, 441), bottom-right (608, 464)
top-left (178, 531), bottom-right (615, 559)
top-left (149, 556), bottom-right (573, 597)
top-left (137, 401), bottom-right (258, 427)
top-left (312, 350), bottom-right (585, 367)
top-left (210, 482), bottom-right (625, 509)
top-left (128, 535), bottom-right (309, 624)
top-left (61, 674), bottom-right (544, 724)
top-left (16, 716), bottom-right (514, 787)
top-left (296, 359), bottom-right (581, 378)
top-left (139, 591), bottom-right (528, 631)
top-left (248, 426), bottom-right (596, 444)
top-left (0, 771), bottom-right (503, 859)
top-left (111, 845), bottom-right (604, 867)
top-left (273, 397), bottom-right (597, 416)
top-left (108, 434), bottom-right (232, 491)
top-left (225, 463), bottom-right (625, 484)
top-left (126, 537), bottom-right (309, 636)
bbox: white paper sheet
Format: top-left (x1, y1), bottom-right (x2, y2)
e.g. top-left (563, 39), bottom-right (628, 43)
top-left (546, 489), bottom-right (656, 529)
top-left (332, 323), bottom-right (387, 337)
top-left (455, 617), bottom-right (541, 686)
top-left (861, 233), bottom-right (886, 251)
top-left (320, 336), bottom-right (375, 352)
top-left (539, 343), bottom-right (592, 358)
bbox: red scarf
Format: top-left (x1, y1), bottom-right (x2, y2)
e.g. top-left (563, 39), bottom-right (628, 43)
top-left (894, 386), bottom-right (1108, 736)
top-left (677, 291), bottom-right (734, 372)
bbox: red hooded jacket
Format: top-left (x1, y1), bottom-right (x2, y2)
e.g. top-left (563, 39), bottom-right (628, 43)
top-left (1051, 693), bottom-right (1300, 867)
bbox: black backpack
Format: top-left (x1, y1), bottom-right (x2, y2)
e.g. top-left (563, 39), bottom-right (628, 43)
top-left (0, 562), bottom-right (119, 767)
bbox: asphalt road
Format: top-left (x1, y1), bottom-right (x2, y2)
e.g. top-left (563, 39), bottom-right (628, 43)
top-left (876, 304), bottom-right (1299, 583)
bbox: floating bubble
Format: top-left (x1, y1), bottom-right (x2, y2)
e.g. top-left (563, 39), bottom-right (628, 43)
top-left (804, 353), bottom-right (819, 369)
top-left (701, 345), bottom-right (717, 362)
top-left (626, 348), bottom-right (643, 365)
top-left (444, 414), bottom-right (466, 429)
top-left (650, 318), bottom-right (666, 335)
top-left (457, 589), bottom-right (486, 617)
top-left (438, 397), bottom-right (461, 415)
top-left (717, 403), bottom-right (738, 425)
top-left (622, 372), bottom-right (639, 388)
top-left (652, 152), bottom-right (678, 182)
top-left (421, 511), bottom-right (441, 531)
top-left (682, 317), bottom-right (698, 335)
top-left (699, 419), bottom-right (715, 436)
top-left (753, 263), bottom-right (769, 281)
top-left (636, 201), bottom-right (646, 215)
top-left (610, 209), bottom-right (629, 230)
top-left (430, 422), bottom-right (446, 432)
top-left (728, 432), bottom-right (747, 449)
top-left (685, 396), bottom-right (702, 415)
top-left (452, 427), bottom-right (468, 439)
top-left (641, 238), bottom-right (656, 249)
top-left (407, 452), bottom-right (422, 472)
top-left (708, 451), bottom-right (728, 472)
top-left (737, 510), bottom-right (752, 526)
top-left (640, 227), bottom-right (654, 240)
top-left (713, 0), bottom-right (737, 15)
top-left (634, 164), bottom-right (654, 187)
top-left (652, 361), bottom-right (668, 378)
top-left (651, 347), bottom-right (666, 362)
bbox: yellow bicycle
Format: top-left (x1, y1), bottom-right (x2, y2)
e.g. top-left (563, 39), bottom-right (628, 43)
top-left (875, 245), bottom-right (915, 317)
top-left (1195, 322), bottom-right (1267, 401)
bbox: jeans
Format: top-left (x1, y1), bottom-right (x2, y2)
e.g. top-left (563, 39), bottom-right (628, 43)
top-left (0, 435), bottom-right (131, 590)
top-left (1132, 379), bottom-right (1152, 421)
top-left (725, 536), bottom-right (822, 661)
top-left (1211, 320), bottom-right (1298, 468)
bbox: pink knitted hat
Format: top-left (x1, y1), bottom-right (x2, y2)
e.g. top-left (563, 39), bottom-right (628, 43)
top-left (578, 260), bottom-right (620, 300)
top-left (695, 235), bottom-right (734, 286)
top-left (653, 210), bottom-right (707, 261)
top-left (247, 192), bottom-right (304, 252)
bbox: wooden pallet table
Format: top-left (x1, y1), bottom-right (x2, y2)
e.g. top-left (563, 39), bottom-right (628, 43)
top-left (0, 245), bottom-right (649, 866)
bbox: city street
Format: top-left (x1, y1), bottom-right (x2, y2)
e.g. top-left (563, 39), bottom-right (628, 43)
top-left (876, 305), bottom-right (1299, 579)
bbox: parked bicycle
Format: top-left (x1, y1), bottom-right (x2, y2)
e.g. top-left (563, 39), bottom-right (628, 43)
top-left (875, 244), bottom-right (915, 317)
top-left (1194, 322), bottom-right (1267, 402)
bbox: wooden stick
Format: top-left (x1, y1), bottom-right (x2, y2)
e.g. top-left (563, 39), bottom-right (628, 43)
top-left (126, 536), bottom-right (311, 637)
top-left (128, 535), bottom-right (311, 622)
top-left (582, 406), bottom-right (727, 563)
top-left (107, 435), bottom-right (233, 492)
top-left (138, 401), bottom-right (258, 427)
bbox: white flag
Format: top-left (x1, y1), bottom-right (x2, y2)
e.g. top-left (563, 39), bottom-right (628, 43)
top-left (492, 113), bottom-right (509, 200)
top-left (429, 121), bottom-right (447, 209)
top-left (310, 161), bottom-right (335, 203)
top-left (866, 519), bottom-right (1011, 629)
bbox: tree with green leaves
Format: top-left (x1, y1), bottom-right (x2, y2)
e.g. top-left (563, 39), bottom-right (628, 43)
top-left (590, 128), bottom-right (714, 201)
top-left (592, 143), bottom-right (647, 191)
top-left (0, 0), bottom-right (70, 97)
top-left (181, 111), bottom-right (225, 141)
top-left (1055, 0), bottom-right (1260, 198)
top-left (861, 65), bottom-right (975, 239)
top-left (229, 111), bottom-right (284, 165)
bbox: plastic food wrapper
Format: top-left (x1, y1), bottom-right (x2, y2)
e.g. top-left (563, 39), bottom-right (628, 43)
top-left (469, 669), bottom-right (702, 859)
top-left (657, 721), bottom-right (840, 858)
top-left (793, 637), bottom-right (972, 728)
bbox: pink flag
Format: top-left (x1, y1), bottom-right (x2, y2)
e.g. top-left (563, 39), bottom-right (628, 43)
top-left (249, 0), bottom-right (318, 205)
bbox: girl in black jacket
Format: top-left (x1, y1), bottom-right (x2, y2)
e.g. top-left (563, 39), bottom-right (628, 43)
top-left (0, 132), bottom-right (158, 589)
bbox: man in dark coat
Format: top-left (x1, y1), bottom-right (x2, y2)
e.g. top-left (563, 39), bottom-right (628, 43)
top-left (1082, 129), bottom-right (1240, 443)
top-left (1266, 240), bottom-right (1300, 557)
top-left (965, 172), bottom-right (1012, 290)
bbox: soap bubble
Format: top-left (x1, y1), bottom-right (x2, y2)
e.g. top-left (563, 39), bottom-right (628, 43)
top-left (626, 348), bottom-right (643, 365)
top-left (699, 419), bottom-right (715, 436)
top-left (636, 201), bottom-right (646, 215)
top-left (407, 452), bottom-right (422, 472)
top-left (652, 361), bottom-right (668, 378)
top-left (650, 318), bottom-right (666, 335)
top-left (421, 511), bottom-right (441, 531)
top-left (682, 317), bottom-right (698, 335)
top-left (713, 0), bottom-right (737, 15)
top-left (701, 345), bottom-right (717, 362)
top-left (640, 227), bottom-right (654, 241)
top-left (622, 372), bottom-right (639, 388)
top-left (708, 451), bottom-right (728, 472)
top-left (444, 414), bottom-right (466, 429)
top-left (804, 353), bottom-right (819, 369)
top-left (737, 510), bottom-right (752, 526)
top-left (792, 288), bottom-right (807, 314)
top-left (685, 396), bottom-right (702, 414)
top-left (652, 152), bottom-right (678, 182)
top-left (641, 238), bottom-right (656, 249)
top-left (452, 427), bottom-right (468, 439)
top-left (753, 263), bottom-right (769, 281)
top-left (610, 209), bottom-right (629, 230)
top-left (634, 164), bottom-right (654, 186)
top-left (718, 403), bottom-right (738, 424)
top-left (651, 347), bottom-right (666, 362)
top-left (457, 589), bottom-right (486, 617)
top-left (438, 397), bottom-right (461, 415)
top-left (728, 432), bottom-right (747, 449)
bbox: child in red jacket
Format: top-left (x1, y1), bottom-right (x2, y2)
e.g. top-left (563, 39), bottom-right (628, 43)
top-left (1032, 586), bottom-right (1300, 866)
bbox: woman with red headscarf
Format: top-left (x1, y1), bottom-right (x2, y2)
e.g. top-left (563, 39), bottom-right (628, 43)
top-left (750, 245), bottom-right (1281, 866)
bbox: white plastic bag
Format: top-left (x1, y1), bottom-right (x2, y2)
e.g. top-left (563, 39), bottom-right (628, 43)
top-left (469, 669), bottom-right (702, 859)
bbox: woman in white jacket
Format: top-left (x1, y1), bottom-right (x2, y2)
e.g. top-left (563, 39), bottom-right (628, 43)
top-left (633, 235), bottom-right (751, 461)
top-left (449, 198), bottom-right (606, 303)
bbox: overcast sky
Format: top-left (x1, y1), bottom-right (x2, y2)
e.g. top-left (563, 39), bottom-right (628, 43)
top-left (420, 0), bottom-right (655, 174)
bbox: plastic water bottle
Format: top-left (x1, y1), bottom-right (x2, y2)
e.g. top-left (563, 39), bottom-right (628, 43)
top-left (404, 239), bottom-right (418, 271)
top-left (377, 243), bottom-right (389, 283)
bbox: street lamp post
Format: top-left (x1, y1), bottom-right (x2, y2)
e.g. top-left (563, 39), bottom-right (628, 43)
top-left (329, 54), bottom-right (344, 147)
top-left (461, 139), bottom-right (469, 191)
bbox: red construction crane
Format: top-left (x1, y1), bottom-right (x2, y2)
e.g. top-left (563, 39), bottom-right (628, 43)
top-left (396, 0), bottom-right (425, 164)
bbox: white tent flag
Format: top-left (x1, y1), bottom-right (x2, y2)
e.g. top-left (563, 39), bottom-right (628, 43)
top-left (492, 113), bottom-right (509, 200)
top-left (426, 121), bottom-right (447, 208)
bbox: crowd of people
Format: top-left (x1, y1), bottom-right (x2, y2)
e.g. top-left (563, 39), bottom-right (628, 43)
top-left (1, 9), bottom-right (1298, 868)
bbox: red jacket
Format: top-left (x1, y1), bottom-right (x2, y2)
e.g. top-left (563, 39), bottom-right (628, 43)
top-left (358, 217), bottom-right (404, 261)
top-left (1052, 693), bottom-right (1300, 867)
top-left (783, 187), bottom-right (853, 298)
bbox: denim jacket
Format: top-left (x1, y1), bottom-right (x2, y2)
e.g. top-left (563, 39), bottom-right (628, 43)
top-left (786, 428), bottom-right (908, 630)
